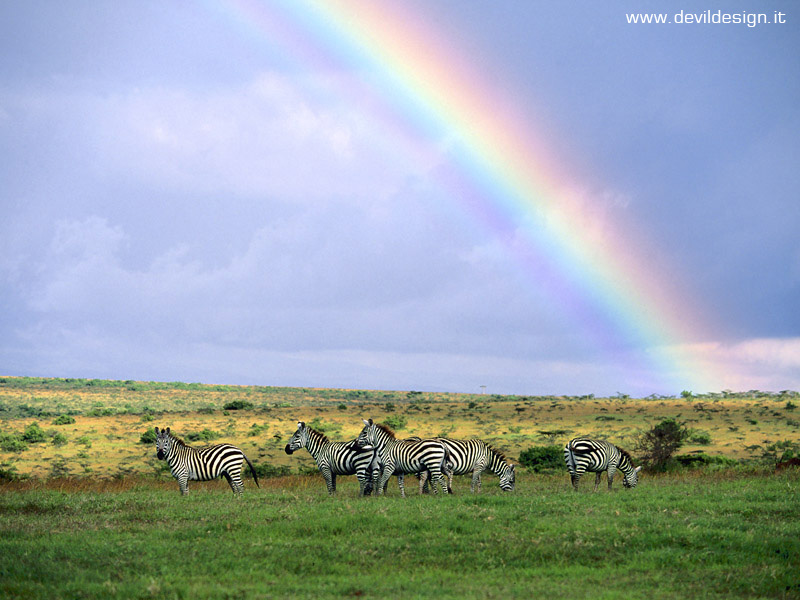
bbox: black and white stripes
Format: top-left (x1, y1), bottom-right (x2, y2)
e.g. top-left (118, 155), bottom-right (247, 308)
top-left (284, 421), bottom-right (375, 495)
top-left (154, 426), bottom-right (260, 495)
top-left (422, 438), bottom-right (516, 493)
top-left (356, 419), bottom-right (450, 496)
top-left (564, 437), bottom-right (641, 491)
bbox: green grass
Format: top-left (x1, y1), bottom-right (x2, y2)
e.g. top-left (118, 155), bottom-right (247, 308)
top-left (2, 470), bottom-right (798, 599)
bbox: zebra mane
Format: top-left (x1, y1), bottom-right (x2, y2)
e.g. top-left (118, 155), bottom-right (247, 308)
top-left (616, 445), bottom-right (634, 464)
top-left (376, 423), bottom-right (397, 438)
top-left (305, 426), bottom-right (329, 444)
top-left (487, 444), bottom-right (509, 463)
top-left (168, 431), bottom-right (188, 447)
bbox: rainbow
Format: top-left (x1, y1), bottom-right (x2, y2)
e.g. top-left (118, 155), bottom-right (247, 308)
top-left (213, 0), bottom-right (724, 393)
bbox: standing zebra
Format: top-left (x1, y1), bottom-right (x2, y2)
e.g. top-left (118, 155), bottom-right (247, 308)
top-left (564, 437), bottom-right (641, 491)
top-left (284, 422), bottom-right (375, 495)
top-left (420, 438), bottom-right (515, 493)
top-left (154, 427), bottom-right (260, 495)
top-left (356, 419), bottom-right (450, 497)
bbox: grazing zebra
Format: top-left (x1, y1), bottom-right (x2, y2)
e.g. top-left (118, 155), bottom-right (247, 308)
top-left (154, 427), bottom-right (259, 495)
top-left (420, 438), bottom-right (515, 493)
top-left (284, 422), bottom-right (375, 495)
top-left (564, 437), bottom-right (641, 491)
top-left (356, 419), bottom-right (450, 497)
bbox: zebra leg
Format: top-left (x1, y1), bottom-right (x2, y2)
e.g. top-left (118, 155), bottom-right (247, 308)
top-left (377, 470), bottom-right (392, 496)
top-left (178, 476), bottom-right (189, 495)
top-left (594, 472), bottom-right (602, 492)
top-left (398, 474), bottom-right (406, 498)
top-left (570, 470), bottom-right (582, 490)
top-left (607, 466), bottom-right (617, 490)
top-left (418, 471), bottom-right (426, 495)
top-left (322, 468), bottom-right (336, 495)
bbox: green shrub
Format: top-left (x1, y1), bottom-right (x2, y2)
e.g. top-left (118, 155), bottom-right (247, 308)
top-left (22, 422), bottom-right (47, 444)
top-left (52, 415), bottom-right (76, 426)
top-left (51, 432), bottom-right (68, 446)
top-left (687, 429), bottom-right (712, 445)
top-left (185, 429), bottom-right (222, 442)
top-left (635, 418), bottom-right (688, 471)
top-left (308, 418), bottom-right (341, 436)
top-left (518, 445), bottom-right (564, 472)
top-left (383, 415), bottom-right (407, 431)
top-left (223, 400), bottom-right (254, 411)
top-left (675, 453), bottom-right (739, 468)
top-left (139, 429), bottom-right (157, 444)
top-left (0, 433), bottom-right (27, 452)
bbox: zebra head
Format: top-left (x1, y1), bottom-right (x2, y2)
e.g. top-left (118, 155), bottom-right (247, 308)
top-left (623, 465), bottom-right (642, 488)
top-left (155, 427), bottom-right (172, 460)
top-left (285, 421), bottom-right (309, 455)
top-left (499, 463), bottom-right (516, 492)
top-left (355, 418), bottom-right (376, 450)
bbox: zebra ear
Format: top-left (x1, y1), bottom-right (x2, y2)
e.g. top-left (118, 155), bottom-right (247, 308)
top-left (154, 427), bottom-right (159, 434)
top-left (635, 466), bottom-right (642, 473)
top-left (362, 419), bottom-right (370, 427)
top-left (297, 421), bottom-right (305, 430)
top-left (166, 427), bottom-right (170, 434)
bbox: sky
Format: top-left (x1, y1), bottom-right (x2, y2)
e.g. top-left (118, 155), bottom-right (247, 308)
top-left (1, 0), bottom-right (798, 397)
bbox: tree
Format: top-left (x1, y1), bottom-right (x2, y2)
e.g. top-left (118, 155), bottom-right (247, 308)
top-left (635, 418), bottom-right (688, 471)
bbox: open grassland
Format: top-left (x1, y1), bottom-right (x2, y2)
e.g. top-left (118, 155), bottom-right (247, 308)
top-left (1, 471), bottom-right (798, 599)
top-left (1, 377), bottom-right (798, 479)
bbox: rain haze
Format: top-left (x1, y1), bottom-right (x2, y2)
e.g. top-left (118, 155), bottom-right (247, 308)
top-left (1, 1), bottom-right (798, 397)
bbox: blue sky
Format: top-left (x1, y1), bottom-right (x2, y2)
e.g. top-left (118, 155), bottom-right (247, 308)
top-left (1, 1), bottom-right (798, 396)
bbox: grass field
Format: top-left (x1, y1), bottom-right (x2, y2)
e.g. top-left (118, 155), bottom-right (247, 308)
top-left (1, 471), bottom-right (798, 599)
top-left (1, 377), bottom-right (799, 598)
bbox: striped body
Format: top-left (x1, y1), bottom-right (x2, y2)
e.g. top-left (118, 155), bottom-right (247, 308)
top-left (285, 422), bottom-right (375, 495)
top-left (420, 438), bottom-right (515, 493)
top-left (154, 427), bottom-right (259, 495)
top-left (564, 437), bottom-right (641, 491)
top-left (356, 419), bottom-right (449, 497)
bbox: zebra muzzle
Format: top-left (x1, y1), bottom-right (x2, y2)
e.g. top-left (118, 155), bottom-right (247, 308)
top-left (284, 444), bottom-right (294, 455)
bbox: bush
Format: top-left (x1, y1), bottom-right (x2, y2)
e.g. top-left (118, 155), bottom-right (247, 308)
top-left (687, 429), bottom-right (712, 445)
top-left (675, 453), bottom-right (739, 468)
top-left (308, 418), bottom-right (341, 436)
top-left (22, 422), bottom-right (47, 444)
top-left (518, 445), bottom-right (564, 472)
top-left (0, 433), bottom-right (27, 452)
top-left (51, 432), bottom-right (68, 446)
top-left (635, 418), bottom-right (688, 471)
top-left (185, 429), bottom-right (222, 442)
top-left (52, 415), bottom-right (76, 426)
top-left (223, 400), bottom-right (254, 411)
top-left (383, 415), bottom-right (407, 431)
top-left (140, 429), bottom-right (157, 444)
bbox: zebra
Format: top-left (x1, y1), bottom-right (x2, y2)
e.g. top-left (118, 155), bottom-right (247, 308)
top-left (284, 421), bottom-right (376, 495)
top-left (563, 437), bottom-right (641, 491)
top-left (154, 426), bottom-right (260, 495)
top-left (355, 419), bottom-right (450, 497)
top-left (367, 436), bottom-right (425, 495)
top-left (419, 438), bottom-right (515, 493)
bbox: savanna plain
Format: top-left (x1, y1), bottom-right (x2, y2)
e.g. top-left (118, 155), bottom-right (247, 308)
top-left (1, 377), bottom-right (798, 599)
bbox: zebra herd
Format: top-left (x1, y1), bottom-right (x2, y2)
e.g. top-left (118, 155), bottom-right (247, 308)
top-left (153, 421), bottom-right (639, 496)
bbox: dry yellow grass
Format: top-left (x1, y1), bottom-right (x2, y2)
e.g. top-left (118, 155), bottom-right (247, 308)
top-left (1, 378), bottom-right (798, 479)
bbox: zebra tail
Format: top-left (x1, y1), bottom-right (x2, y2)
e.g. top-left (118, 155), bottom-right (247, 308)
top-left (441, 443), bottom-right (453, 494)
top-left (243, 453), bottom-right (260, 488)
top-left (565, 447), bottom-right (577, 473)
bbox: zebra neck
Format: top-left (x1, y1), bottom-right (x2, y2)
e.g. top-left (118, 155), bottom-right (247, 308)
top-left (303, 432), bottom-right (329, 459)
top-left (617, 452), bottom-right (635, 475)
top-left (488, 450), bottom-right (509, 475)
